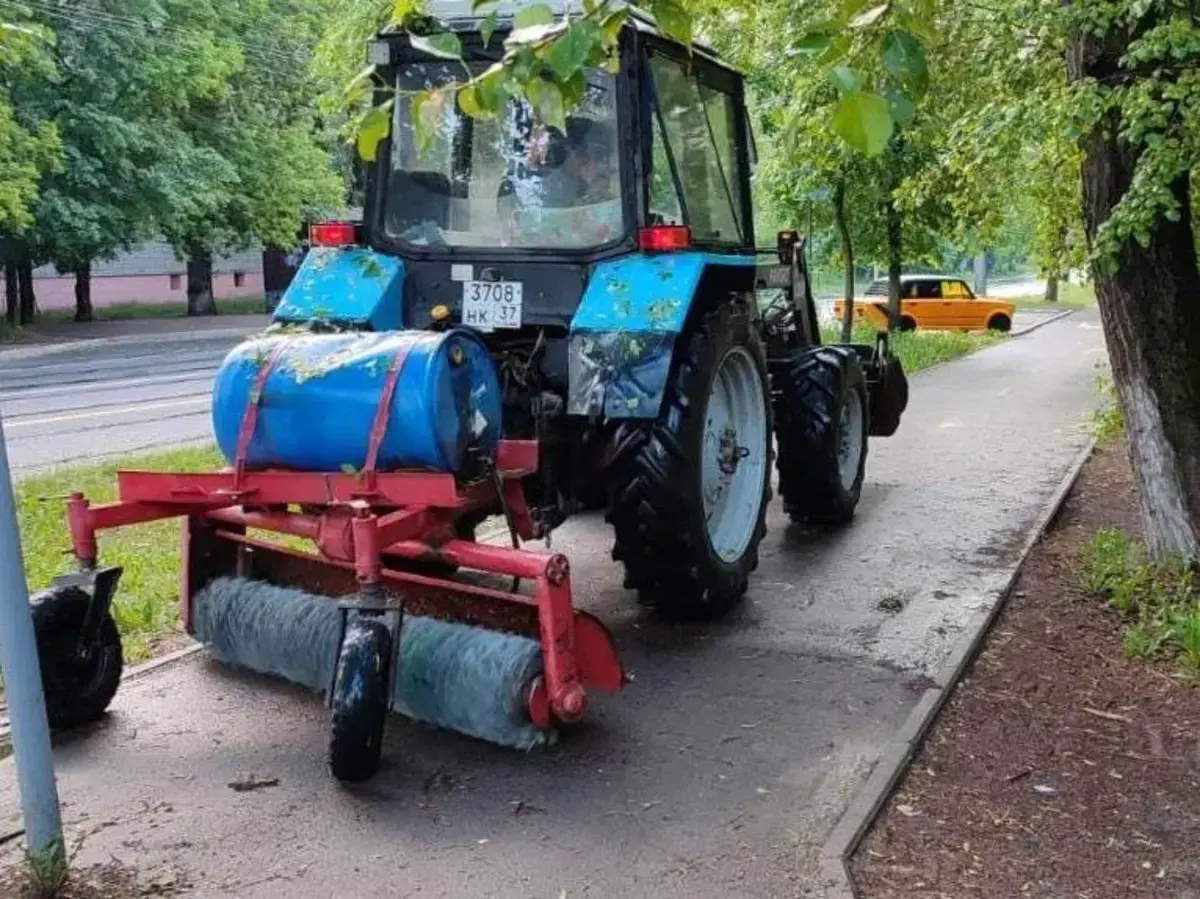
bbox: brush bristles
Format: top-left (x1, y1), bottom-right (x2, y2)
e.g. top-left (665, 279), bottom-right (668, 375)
top-left (192, 576), bottom-right (555, 750)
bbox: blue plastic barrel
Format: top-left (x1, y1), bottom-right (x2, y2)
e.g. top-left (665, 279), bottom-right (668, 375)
top-left (210, 328), bottom-right (502, 474)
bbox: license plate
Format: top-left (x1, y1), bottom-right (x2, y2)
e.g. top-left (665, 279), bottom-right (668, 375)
top-left (461, 280), bottom-right (523, 332)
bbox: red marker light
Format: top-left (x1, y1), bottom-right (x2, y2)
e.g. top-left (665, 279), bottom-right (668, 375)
top-left (638, 225), bottom-right (692, 252)
top-left (309, 222), bottom-right (359, 247)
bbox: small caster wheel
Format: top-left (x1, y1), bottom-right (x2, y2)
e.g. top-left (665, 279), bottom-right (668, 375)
top-left (329, 615), bottom-right (393, 783)
top-left (31, 586), bottom-right (123, 730)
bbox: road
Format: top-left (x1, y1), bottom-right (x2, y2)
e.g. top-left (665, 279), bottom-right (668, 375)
top-left (0, 310), bottom-right (1107, 898)
top-left (2, 300), bottom-right (1062, 477)
top-left (0, 331), bottom-right (256, 476)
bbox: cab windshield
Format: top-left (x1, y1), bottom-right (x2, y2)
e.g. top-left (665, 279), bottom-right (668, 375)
top-left (385, 61), bottom-right (625, 251)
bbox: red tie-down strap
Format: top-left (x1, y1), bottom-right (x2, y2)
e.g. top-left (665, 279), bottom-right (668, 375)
top-left (233, 346), bottom-right (285, 490)
top-left (361, 340), bottom-right (417, 492)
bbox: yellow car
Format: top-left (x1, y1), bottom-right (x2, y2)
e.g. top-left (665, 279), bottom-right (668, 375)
top-left (831, 275), bottom-right (1016, 333)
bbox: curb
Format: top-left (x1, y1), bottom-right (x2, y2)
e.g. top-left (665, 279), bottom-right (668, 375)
top-left (1010, 308), bottom-right (1074, 337)
top-left (0, 326), bottom-right (263, 362)
top-left (817, 434), bottom-right (1099, 899)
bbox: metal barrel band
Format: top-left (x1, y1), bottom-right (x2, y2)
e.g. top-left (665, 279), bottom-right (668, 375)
top-left (361, 341), bottom-right (417, 494)
top-left (233, 346), bottom-right (285, 490)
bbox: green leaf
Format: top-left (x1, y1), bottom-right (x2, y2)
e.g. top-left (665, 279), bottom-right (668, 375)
top-left (457, 85), bottom-right (484, 118)
top-left (601, 7), bottom-right (630, 43)
top-left (481, 11), bottom-right (499, 47)
top-left (545, 20), bottom-right (599, 80)
top-left (411, 90), bottom-right (444, 158)
top-left (830, 91), bottom-right (894, 156)
top-left (560, 69), bottom-right (587, 108)
top-left (410, 31), bottom-right (463, 60)
top-left (881, 84), bottom-right (915, 126)
top-left (816, 33), bottom-right (852, 65)
top-left (849, 3), bottom-right (889, 28)
top-left (829, 65), bottom-right (863, 94)
top-left (515, 3), bottom-right (555, 28)
top-left (882, 29), bottom-right (928, 91)
top-left (646, 0), bottom-right (692, 46)
top-left (506, 22), bottom-right (564, 47)
top-left (526, 77), bottom-right (566, 133)
top-left (792, 33), bottom-right (832, 55)
top-left (471, 0), bottom-right (495, 9)
top-left (356, 102), bottom-right (392, 162)
top-left (474, 63), bottom-right (508, 113)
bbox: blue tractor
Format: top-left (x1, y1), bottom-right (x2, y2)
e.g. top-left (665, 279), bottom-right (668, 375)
top-left (272, 3), bottom-right (909, 621)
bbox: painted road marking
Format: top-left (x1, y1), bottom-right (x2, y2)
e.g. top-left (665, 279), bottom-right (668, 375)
top-left (6, 397), bottom-right (209, 429)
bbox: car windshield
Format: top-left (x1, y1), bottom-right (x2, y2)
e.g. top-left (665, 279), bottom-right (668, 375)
top-left (385, 61), bottom-right (625, 251)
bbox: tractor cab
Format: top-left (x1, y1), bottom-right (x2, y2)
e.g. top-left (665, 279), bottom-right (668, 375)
top-left (277, 2), bottom-right (762, 336)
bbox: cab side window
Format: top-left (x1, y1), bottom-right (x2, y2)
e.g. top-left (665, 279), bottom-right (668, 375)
top-left (942, 280), bottom-right (969, 298)
top-left (913, 280), bottom-right (942, 299)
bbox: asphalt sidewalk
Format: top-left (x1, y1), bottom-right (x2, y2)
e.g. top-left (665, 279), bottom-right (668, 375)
top-left (0, 310), bottom-right (1107, 898)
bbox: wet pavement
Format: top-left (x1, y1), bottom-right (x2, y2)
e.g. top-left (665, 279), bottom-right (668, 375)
top-left (0, 311), bottom-right (1107, 898)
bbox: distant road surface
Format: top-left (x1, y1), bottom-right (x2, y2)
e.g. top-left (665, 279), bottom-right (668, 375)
top-left (0, 332), bottom-right (252, 476)
top-left (0, 281), bottom-right (1057, 478)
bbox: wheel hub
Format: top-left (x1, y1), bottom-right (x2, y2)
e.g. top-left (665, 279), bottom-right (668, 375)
top-left (701, 347), bottom-right (769, 564)
top-left (836, 389), bottom-right (865, 491)
top-left (716, 425), bottom-right (749, 477)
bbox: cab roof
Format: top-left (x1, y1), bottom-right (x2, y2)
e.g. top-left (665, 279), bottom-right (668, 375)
top-left (391, 0), bottom-right (738, 74)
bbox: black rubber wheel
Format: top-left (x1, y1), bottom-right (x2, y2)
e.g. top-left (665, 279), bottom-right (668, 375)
top-left (987, 313), bottom-right (1012, 333)
top-left (605, 299), bottom-right (773, 621)
top-left (329, 615), bottom-right (392, 783)
top-left (30, 586), bottom-right (123, 731)
top-left (771, 346), bottom-right (870, 526)
top-left (898, 315), bottom-right (917, 332)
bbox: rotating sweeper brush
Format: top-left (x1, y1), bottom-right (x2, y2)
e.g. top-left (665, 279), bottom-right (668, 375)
top-left (36, 327), bottom-right (625, 782)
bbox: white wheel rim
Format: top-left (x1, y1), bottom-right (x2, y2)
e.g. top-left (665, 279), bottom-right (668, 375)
top-left (701, 347), bottom-right (768, 563)
top-left (837, 389), bottom-right (865, 491)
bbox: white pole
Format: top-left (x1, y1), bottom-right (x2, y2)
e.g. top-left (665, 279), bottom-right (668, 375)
top-left (0, 411), bottom-right (65, 873)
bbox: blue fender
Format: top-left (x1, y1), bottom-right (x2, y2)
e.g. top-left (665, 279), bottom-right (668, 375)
top-left (567, 251), bottom-right (758, 419)
top-left (272, 246), bottom-right (407, 331)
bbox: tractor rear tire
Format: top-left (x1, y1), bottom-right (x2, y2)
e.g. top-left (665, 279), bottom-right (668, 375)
top-left (771, 346), bottom-right (869, 526)
top-left (30, 585), bottom-right (123, 730)
top-left (606, 300), bottom-right (773, 621)
top-left (329, 615), bottom-right (392, 783)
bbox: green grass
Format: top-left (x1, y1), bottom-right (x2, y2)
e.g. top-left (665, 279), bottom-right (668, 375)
top-left (821, 321), bottom-right (1005, 374)
top-left (17, 445), bottom-right (224, 662)
top-left (1010, 281), bottom-right (1096, 310)
top-left (37, 296), bottom-right (268, 323)
top-left (1089, 375), bottom-right (1125, 441)
top-left (1078, 527), bottom-right (1200, 674)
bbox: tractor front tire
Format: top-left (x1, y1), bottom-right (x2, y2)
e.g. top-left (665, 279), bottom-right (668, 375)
top-left (329, 615), bottom-right (392, 783)
top-left (772, 346), bottom-right (870, 526)
top-left (606, 300), bottom-right (773, 621)
top-left (31, 585), bottom-right (123, 731)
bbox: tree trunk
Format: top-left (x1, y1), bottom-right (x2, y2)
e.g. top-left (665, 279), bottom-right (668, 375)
top-left (262, 245), bottom-right (288, 313)
top-left (17, 258), bottom-right (35, 326)
top-left (187, 249), bottom-right (217, 316)
top-left (74, 263), bottom-right (93, 322)
top-left (973, 252), bottom-right (988, 295)
top-left (1069, 35), bottom-right (1200, 562)
top-left (832, 179), bottom-right (856, 343)
top-left (4, 262), bottom-right (16, 325)
top-left (885, 195), bottom-right (902, 330)
top-left (1045, 272), bottom-right (1060, 303)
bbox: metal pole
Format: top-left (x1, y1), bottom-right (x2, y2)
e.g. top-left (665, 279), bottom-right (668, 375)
top-left (0, 411), bottom-right (65, 871)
